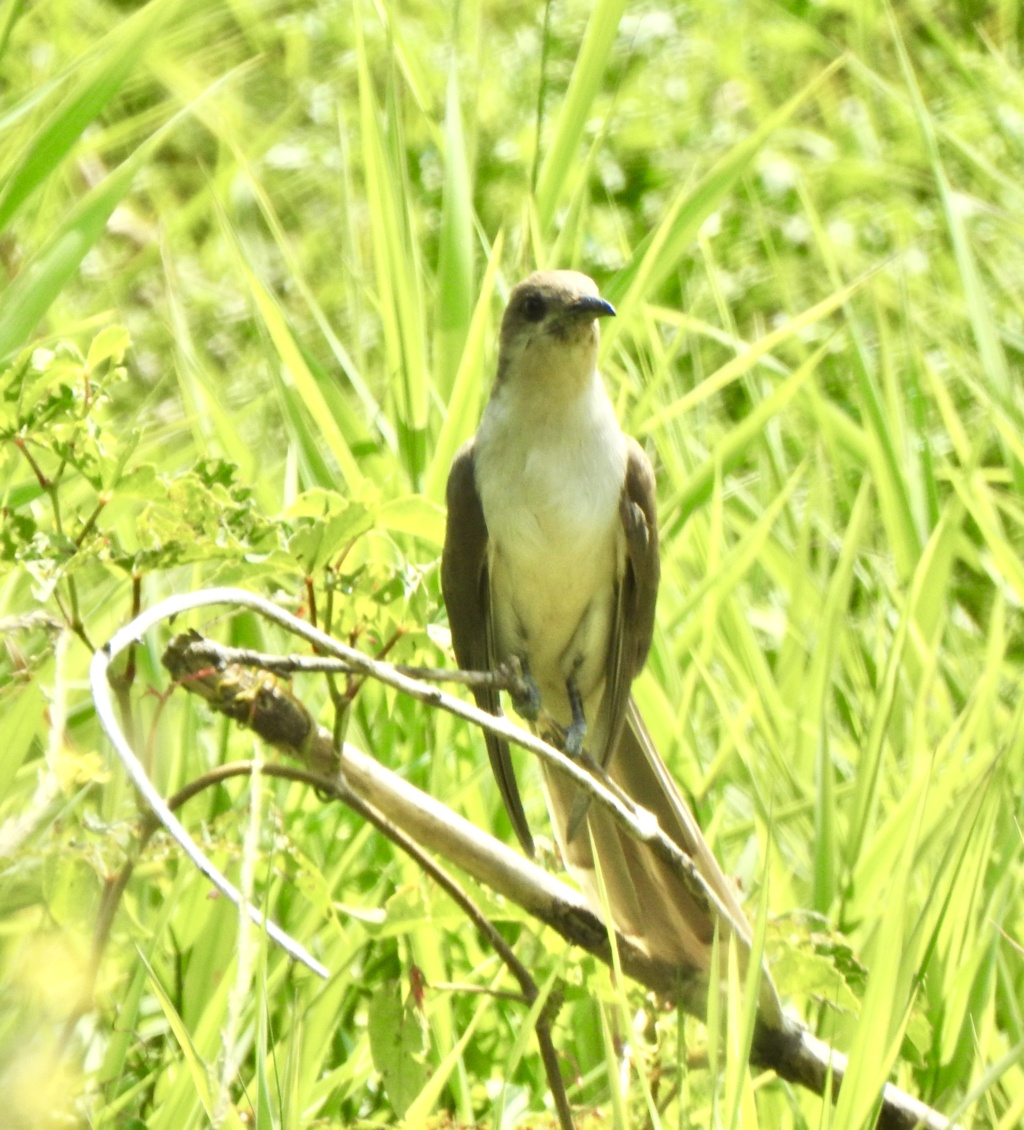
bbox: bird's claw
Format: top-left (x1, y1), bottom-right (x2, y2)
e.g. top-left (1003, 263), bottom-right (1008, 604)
top-left (501, 657), bottom-right (542, 722)
top-left (563, 719), bottom-right (586, 759)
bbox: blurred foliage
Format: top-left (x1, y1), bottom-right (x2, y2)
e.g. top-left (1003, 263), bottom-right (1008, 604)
top-left (2, 0), bottom-right (1024, 1126)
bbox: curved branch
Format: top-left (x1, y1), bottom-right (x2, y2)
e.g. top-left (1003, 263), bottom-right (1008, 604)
top-left (90, 612), bottom-right (328, 976)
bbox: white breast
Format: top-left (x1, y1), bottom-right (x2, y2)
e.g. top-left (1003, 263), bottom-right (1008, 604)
top-left (474, 374), bottom-right (627, 722)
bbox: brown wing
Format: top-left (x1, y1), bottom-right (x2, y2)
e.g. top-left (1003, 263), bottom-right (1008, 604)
top-left (593, 437), bottom-right (660, 768)
top-left (441, 439), bottom-right (535, 856)
top-left (562, 437), bottom-right (659, 842)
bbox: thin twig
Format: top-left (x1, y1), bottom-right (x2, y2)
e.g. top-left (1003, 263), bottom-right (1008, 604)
top-left (171, 636), bottom-right (533, 694)
top-left (90, 624), bottom-right (328, 976)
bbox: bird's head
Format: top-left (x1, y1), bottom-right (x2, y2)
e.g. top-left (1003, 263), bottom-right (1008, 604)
top-left (496, 270), bottom-right (616, 391)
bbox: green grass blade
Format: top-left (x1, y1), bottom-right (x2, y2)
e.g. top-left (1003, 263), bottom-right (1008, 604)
top-left (642, 271), bottom-right (869, 435)
top-left (660, 339), bottom-right (829, 535)
top-left (0, 57), bottom-right (246, 362)
top-left (425, 232), bottom-right (504, 502)
top-left (605, 58), bottom-right (845, 320)
top-left (832, 789), bottom-right (926, 1130)
top-left (844, 497), bottom-right (962, 870)
top-left (355, 13), bottom-right (428, 482)
top-left (533, 0), bottom-right (628, 232)
top-left (401, 973), bottom-right (496, 1124)
top-left (221, 147), bottom-right (395, 454)
top-left (809, 479), bottom-right (873, 912)
top-left (888, 9), bottom-right (1012, 409)
top-left (244, 264), bottom-right (365, 491)
top-left (135, 945), bottom-right (216, 1121)
top-left (0, 0), bottom-right (182, 232)
top-left (433, 70), bottom-right (475, 401)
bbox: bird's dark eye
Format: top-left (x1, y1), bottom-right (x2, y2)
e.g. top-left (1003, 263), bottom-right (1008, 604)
top-left (521, 292), bottom-right (546, 322)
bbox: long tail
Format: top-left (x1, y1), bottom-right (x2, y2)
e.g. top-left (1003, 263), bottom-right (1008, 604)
top-left (541, 699), bottom-right (781, 1019)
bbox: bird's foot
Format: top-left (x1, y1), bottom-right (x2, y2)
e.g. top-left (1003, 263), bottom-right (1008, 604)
top-left (564, 720), bottom-right (586, 758)
top-left (502, 657), bottom-right (542, 722)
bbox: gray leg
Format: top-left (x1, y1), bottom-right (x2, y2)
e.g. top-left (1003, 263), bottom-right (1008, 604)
top-left (563, 676), bottom-right (586, 758)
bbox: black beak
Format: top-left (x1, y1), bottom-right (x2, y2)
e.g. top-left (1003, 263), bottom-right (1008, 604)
top-left (570, 294), bottom-right (616, 319)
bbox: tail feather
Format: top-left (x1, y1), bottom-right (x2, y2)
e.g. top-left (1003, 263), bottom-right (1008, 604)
top-left (541, 698), bottom-right (781, 1018)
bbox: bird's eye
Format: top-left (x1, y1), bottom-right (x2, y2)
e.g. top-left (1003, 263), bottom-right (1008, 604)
top-left (521, 293), bottom-right (546, 322)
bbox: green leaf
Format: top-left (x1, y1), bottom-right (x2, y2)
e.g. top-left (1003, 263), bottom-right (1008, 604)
top-left (285, 489), bottom-right (376, 573)
top-left (0, 67), bottom-right (224, 361)
top-left (243, 267), bottom-right (365, 491)
top-left (377, 494), bottom-right (445, 546)
top-left (136, 946), bottom-right (216, 1119)
top-left (367, 980), bottom-right (429, 1120)
top-left (0, 683), bottom-right (45, 796)
top-left (433, 70), bottom-right (475, 400)
top-left (605, 57), bottom-right (846, 321)
top-left (425, 232), bottom-right (504, 503)
top-left (86, 325), bottom-right (130, 372)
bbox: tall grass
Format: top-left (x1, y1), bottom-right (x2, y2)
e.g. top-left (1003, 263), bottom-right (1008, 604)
top-left (1, 0), bottom-right (1023, 1126)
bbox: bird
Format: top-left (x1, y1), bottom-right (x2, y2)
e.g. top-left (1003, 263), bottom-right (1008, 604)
top-left (441, 269), bottom-right (762, 977)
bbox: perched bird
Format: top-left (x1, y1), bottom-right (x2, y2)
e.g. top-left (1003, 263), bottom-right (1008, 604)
top-left (441, 270), bottom-right (762, 976)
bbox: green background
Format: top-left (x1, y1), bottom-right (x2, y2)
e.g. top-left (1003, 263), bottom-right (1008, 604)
top-left (1, 0), bottom-right (1023, 1126)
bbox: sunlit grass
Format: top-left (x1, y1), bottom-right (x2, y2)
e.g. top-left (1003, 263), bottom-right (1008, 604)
top-left (1, 0), bottom-right (1023, 1126)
